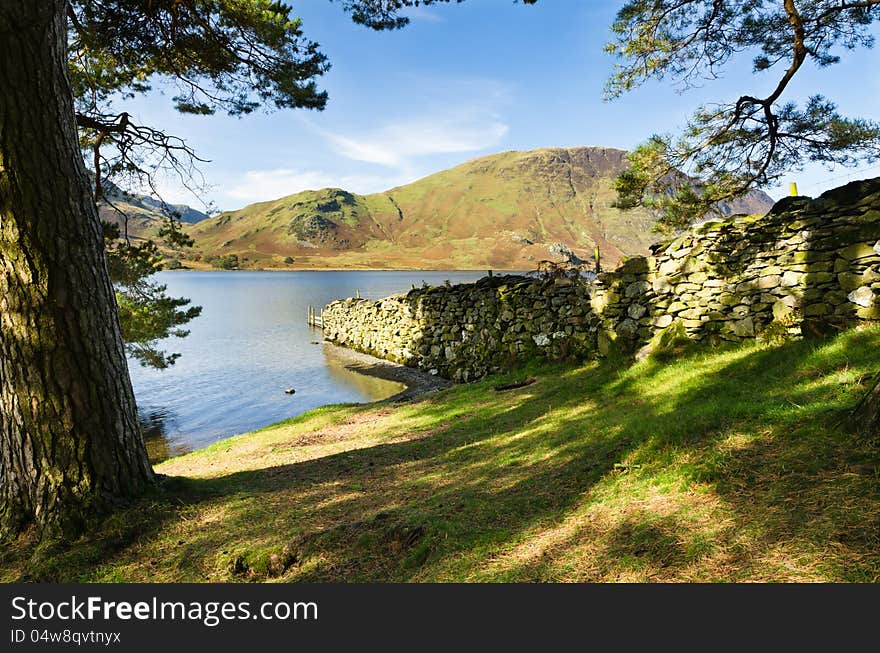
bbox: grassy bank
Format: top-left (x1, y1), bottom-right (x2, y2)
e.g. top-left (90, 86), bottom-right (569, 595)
top-left (3, 327), bottom-right (879, 582)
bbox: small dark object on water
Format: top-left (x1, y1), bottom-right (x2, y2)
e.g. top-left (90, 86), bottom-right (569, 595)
top-left (284, 388), bottom-right (296, 395)
top-left (493, 378), bottom-right (536, 392)
top-left (310, 341), bottom-right (320, 345)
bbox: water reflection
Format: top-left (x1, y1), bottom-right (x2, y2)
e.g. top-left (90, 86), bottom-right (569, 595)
top-left (139, 408), bottom-right (192, 463)
top-left (129, 270), bottom-right (489, 455)
top-left (323, 346), bottom-right (407, 401)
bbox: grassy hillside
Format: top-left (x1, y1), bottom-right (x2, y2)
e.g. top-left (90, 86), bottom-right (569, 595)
top-left (187, 147), bottom-right (774, 270)
top-left (3, 326), bottom-right (877, 582)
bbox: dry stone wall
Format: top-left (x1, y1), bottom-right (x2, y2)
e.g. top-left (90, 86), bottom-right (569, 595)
top-left (321, 275), bottom-right (595, 382)
top-left (594, 178), bottom-right (880, 358)
top-left (322, 178), bottom-right (880, 380)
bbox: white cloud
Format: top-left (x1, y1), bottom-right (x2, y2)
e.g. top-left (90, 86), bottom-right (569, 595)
top-left (214, 78), bottom-right (515, 207)
top-left (219, 168), bottom-right (410, 206)
top-left (310, 77), bottom-right (513, 169)
top-left (322, 117), bottom-right (510, 167)
top-left (403, 6), bottom-right (446, 23)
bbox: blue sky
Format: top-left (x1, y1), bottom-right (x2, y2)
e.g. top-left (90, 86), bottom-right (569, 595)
top-left (126, 0), bottom-right (880, 211)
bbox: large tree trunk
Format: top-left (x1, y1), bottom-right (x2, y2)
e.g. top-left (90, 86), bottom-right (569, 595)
top-left (0, 1), bottom-right (153, 540)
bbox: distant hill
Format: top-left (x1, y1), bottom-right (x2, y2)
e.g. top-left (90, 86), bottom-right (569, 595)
top-left (98, 184), bottom-right (210, 242)
top-left (187, 147), bottom-right (775, 270)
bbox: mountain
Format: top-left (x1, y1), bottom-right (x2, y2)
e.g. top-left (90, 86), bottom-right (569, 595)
top-left (187, 147), bottom-right (775, 270)
top-left (98, 184), bottom-right (210, 241)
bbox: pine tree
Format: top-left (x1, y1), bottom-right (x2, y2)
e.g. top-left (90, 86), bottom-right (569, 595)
top-left (2, 0), bottom-right (530, 539)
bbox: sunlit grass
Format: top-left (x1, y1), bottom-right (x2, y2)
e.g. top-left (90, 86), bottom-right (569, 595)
top-left (2, 326), bottom-right (878, 583)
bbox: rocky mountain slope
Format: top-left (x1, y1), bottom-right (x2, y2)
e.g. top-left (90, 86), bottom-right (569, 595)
top-left (98, 184), bottom-right (210, 241)
top-left (188, 146), bottom-right (775, 269)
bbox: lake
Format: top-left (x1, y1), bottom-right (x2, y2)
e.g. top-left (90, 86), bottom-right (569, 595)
top-left (130, 270), bottom-right (491, 462)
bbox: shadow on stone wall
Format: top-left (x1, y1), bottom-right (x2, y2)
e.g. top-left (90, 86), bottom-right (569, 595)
top-left (322, 273), bottom-right (596, 382)
top-left (593, 178), bottom-right (880, 359)
top-left (323, 177), bottom-right (880, 380)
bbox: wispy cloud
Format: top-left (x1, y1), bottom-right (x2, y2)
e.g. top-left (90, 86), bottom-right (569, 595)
top-left (403, 6), bottom-right (447, 23)
top-left (219, 168), bottom-right (409, 206)
top-left (323, 118), bottom-right (510, 167)
top-left (313, 77), bottom-right (513, 169)
top-left (213, 78), bottom-right (515, 207)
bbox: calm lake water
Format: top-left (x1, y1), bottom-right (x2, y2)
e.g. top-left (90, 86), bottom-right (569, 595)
top-left (130, 270), bottom-right (489, 462)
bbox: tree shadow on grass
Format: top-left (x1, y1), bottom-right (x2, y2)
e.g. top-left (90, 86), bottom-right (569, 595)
top-left (1, 360), bottom-right (635, 582)
top-left (488, 332), bottom-right (879, 582)
top-left (2, 330), bottom-right (878, 582)
top-left (230, 330), bottom-right (865, 582)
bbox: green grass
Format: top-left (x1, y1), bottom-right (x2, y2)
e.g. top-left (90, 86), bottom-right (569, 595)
top-left (2, 327), bottom-right (879, 582)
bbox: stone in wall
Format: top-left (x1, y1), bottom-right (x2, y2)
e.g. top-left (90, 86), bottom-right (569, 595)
top-left (593, 177), bottom-right (880, 358)
top-left (321, 274), bottom-right (597, 382)
top-left (323, 177), bottom-right (880, 380)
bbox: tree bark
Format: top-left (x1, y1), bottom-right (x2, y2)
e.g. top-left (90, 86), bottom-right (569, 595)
top-left (0, 1), bottom-right (153, 540)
